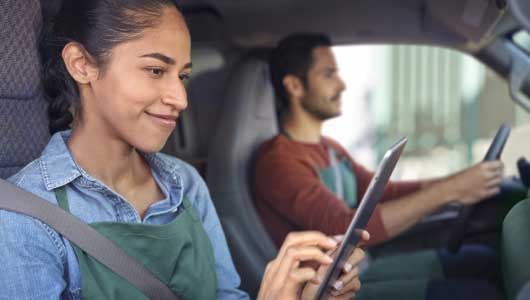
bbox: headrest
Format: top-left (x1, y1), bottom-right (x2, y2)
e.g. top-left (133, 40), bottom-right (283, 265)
top-left (0, 0), bottom-right (49, 178)
top-left (221, 57), bottom-right (278, 147)
top-left (0, 0), bottom-right (43, 100)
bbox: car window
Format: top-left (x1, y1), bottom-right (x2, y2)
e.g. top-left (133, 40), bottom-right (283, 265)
top-left (324, 45), bottom-right (530, 179)
top-left (513, 30), bottom-right (530, 54)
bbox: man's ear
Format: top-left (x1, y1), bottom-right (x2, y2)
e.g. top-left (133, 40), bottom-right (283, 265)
top-left (282, 74), bottom-right (305, 102)
top-left (61, 42), bottom-right (99, 84)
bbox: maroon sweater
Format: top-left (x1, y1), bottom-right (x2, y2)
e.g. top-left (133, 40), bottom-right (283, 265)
top-left (253, 135), bottom-right (422, 246)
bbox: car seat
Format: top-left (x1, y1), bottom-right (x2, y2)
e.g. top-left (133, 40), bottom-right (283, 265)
top-left (0, 0), bottom-right (50, 179)
top-left (206, 55), bottom-right (278, 296)
top-left (502, 197), bottom-right (530, 300)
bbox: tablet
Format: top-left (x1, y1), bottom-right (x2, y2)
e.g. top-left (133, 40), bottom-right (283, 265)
top-left (314, 137), bottom-right (407, 300)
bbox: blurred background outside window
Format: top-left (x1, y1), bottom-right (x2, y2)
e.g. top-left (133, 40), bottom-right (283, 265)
top-left (325, 37), bottom-right (530, 180)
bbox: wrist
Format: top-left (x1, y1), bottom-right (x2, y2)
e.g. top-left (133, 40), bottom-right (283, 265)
top-left (433, 177), bottom-right (460, 205)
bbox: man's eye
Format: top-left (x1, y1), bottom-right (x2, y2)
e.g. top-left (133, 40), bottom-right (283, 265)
top-left (179, 73), bottom-right (190, 82)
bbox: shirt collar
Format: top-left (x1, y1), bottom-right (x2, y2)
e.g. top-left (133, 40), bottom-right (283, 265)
top-left (39, 130), bottom-right (184, 195)
top-left (39, 130), bottom-right (82, 191)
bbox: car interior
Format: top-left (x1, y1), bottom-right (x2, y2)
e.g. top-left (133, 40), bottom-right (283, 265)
top-left (2, 0), bottom-right (530, 299)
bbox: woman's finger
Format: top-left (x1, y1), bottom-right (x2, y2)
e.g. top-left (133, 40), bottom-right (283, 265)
top-left (260, 260), bottom-right (277, 291)
top-left (274, 245), bottom-right (334, 284)
top-left (275, 231), bottom-right (338, 277)
top-left (353, 229), bottom-right (370, 246)
top-left (285, 267), bottom-right (319, 287)
top-left (328, 248), bottom-right (365, 297)
top-left (329, 276), bottom-right (361, 298)
top-left (341, 247), bottom-right (365, 274)
top-left (278, 231), bottom-right (338, 257)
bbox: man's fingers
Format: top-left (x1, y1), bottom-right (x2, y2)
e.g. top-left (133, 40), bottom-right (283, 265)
top-left (486, 177), bottom-right (503, 188)
top-left (484, 169), bottom-right (504, 180)
top-left (484, 187), bottom-right (501, 197)
top-left (482, 160), bottom-right (504, 170)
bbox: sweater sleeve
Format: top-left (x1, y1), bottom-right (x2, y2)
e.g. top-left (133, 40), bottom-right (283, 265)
top-left (254, 151), bottom-right (389, 245)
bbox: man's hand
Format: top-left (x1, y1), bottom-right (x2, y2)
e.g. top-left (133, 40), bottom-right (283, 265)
top-left (448, 160), bottom-right (504, 205)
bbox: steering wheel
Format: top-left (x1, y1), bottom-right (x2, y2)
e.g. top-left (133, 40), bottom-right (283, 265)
top-left (446, 123), bottom-right (511, 253)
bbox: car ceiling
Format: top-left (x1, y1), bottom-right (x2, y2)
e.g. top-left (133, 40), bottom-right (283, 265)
top-left (180, 0), bottom-right (514, 52)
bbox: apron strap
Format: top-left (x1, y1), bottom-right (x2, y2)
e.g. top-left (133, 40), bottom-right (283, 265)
top-left (55, 186), bottom-right (70, 212)
top-left (281, 129), bottom-right (346, 200)
top-left (0, 179), bottom-right (180, 300)
top-left (327, 147), bottom-right (344, 199)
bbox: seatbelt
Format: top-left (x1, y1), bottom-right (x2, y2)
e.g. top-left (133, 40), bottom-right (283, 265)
top-left (327, 147), bottom-right (344, 199)
top-left (0, 179), bottom-right (179, 300)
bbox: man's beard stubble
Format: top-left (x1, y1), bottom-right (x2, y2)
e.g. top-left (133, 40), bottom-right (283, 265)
top-left (301, 93), bottom-right (342, 121)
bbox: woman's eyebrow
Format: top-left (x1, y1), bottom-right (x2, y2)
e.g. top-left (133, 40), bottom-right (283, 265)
top-left (139, 53), bottom-right (176, 65)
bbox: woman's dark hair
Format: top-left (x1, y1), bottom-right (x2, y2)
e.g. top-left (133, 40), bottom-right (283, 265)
top-left (42, 0), bottom-right (181, 134)
top-left (269, 33), bottom-right (332, 117)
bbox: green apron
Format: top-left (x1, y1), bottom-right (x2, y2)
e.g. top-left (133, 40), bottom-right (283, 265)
top-left (319, 156), bottom-right (357, 208)
top-left (54, 186), bottom-right (217, 300)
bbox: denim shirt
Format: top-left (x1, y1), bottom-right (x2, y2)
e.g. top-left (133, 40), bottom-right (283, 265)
top-left (0, 131), bottom-right (249, 300)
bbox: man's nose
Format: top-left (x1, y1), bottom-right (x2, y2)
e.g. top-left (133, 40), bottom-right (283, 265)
top-left (337, 76), bottom-right (346, 91)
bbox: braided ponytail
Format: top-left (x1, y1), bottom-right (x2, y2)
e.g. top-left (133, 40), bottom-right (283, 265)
top-left (42, 53), bottom-right (76, 135)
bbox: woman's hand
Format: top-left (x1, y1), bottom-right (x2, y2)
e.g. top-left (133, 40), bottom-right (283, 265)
top-left (257, 230), bottom-right (369, 300)
top-left (301, 231), bottom-right (369, 300)
top-left (257, 231), bottom-right (338, 300)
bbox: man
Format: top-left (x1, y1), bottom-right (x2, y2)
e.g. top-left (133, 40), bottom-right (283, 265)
top-left (253, 33), bottom-right (504, 247)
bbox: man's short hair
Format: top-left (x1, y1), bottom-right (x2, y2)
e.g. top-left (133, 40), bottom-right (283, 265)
top-left (269, 33), bottom-right (332, 115)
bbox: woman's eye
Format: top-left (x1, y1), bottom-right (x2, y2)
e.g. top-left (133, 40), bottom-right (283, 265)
top-left (146, 67), bottom-right (165, 77)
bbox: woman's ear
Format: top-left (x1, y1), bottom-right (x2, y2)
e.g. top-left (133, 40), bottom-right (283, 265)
top-left (61, 42), bottom-right (99, 84)
top-left (282, 74), bottom-right (304, 102)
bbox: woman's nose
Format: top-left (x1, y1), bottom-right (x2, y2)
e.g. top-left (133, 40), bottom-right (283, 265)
top-left (162, 81), bottom-right (188, 110)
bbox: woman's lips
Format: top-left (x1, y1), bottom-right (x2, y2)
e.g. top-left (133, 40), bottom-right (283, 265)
top-left (145, 112), bottom-right (177, 128)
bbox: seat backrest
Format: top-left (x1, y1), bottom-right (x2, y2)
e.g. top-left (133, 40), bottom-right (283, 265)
top-left (162, 47), bottom-right (228, 177)
top-left (0, 0), bottom-right (50, 179)
top-left (502, 198), bottom-right (530, 300)
top-left (206, 57), bottom-right (278, 296)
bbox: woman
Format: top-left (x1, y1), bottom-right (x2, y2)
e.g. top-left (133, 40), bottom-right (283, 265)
top-left (0, 1), bottom-right (366, 299)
